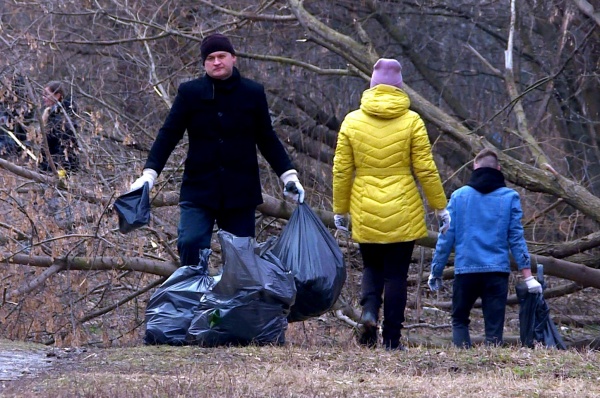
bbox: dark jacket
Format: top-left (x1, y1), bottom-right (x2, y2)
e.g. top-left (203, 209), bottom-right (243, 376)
top-left (39, 97), bottom-right (80, 172)
top-left (144, 68), bottom-right (293, 208)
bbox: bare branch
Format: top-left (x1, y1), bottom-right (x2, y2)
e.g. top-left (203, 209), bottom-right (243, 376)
top-left (503, 0), bottom-right (550, 167)
top-left (197, 0), bottom-right (296, 22)
top-left (464, 44), bottom-right (502, 77)
top-left (2, 253), bottom-right (179, 277)
top-left (570, 0), bottom-right (600, 27)
top-left (5, 263), bottom-right (65, 302)
top-left (78, 276), bottom-right (166, 323)
top-left (239, 51), bottom-right (359, 77)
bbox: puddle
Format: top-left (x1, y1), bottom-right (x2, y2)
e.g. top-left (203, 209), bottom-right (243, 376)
top-left (0, 349), bottom-right (56, 381)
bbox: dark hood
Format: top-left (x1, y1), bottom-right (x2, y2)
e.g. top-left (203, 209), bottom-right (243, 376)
top-left (467, 167), bottom-right (506, 194)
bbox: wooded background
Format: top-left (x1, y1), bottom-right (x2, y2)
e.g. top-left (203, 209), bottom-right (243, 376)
top-left (0, 0), bottom-right (598, 347)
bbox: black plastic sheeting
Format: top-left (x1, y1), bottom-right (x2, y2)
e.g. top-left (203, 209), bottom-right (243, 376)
top-left (186, 230), bottom-right (296, 346)
top-left (144, 249), bottom-right (215, 345)
top-left (516, 265), bottom-right (566, 349)
top-left (114, 182), bottom-right (151, 233)
top-left (272, 203), bottom-right (347, 322)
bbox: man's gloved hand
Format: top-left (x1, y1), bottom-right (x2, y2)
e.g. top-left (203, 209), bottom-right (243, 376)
top-left (435, 208), bottom-right (451, 234)
top-left (280, 169), bottom-right (305, 203)
top-left (524, 276), bottom-right (543, 294)
top-left (428, 274), bottom-right (443, 291)
top-left (334, 214), bottom-right (349, 234)
top-left (130, 169), bottom-right (158, 192)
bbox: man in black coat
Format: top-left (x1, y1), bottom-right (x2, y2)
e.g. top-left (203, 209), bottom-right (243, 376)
top-left (130, 33), bottom-right (305, 267)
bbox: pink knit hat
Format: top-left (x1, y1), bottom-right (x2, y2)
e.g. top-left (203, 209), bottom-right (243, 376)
top-left (370, 58), bottom-right (403, 88)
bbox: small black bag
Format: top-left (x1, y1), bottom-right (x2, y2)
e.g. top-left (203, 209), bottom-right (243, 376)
top-left (272, 203), bottom-right (346, 322)
top-left (516, 265), bottom-right (566, 349)
top-left (114, 183), bottom-right (151, 233)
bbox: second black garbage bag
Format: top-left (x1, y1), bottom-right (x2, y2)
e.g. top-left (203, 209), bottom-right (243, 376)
top-left (186, 231), bottom-right (296, 346)
top-left (272, 203), bottom-right (347, 322)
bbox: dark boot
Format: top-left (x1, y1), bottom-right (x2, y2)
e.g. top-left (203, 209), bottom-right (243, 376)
top-left (357, 311), bottom-right (378, 348)
top-left (383, 338), bottom-right (407, 351)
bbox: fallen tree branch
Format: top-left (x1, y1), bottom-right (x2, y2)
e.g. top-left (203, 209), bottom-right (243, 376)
top-left (552, 315), bottom-right (600, 328)
top-left (334, 309), bottom-right (358, 329)
top-left (78, 276), bottom-right (167, 323)
top-left (2, 253), bottom-right (179, 277)
top-left (404, 322), bottom-right (451, 330)
top-left (6, 263), bottom-right (65, 302)
top-left (424, 282), bottom-right (583, 310)
top-left (532, 230), bottom-right (600, 259)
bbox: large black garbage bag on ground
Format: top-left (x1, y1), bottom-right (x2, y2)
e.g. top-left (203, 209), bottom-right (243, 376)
top-left (144, 249), bottom-right (215, 345)
top-left (186, 231), bottom-right (296, 347)
top-left (272, 203), bottom-right (346, 322)
top-left (516, 265), bottom-right (566, 349)
top-left (114, 182), bottom-right (151, 233)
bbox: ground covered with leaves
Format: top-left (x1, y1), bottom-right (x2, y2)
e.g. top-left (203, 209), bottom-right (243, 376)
top-left (2, 319), bottom-right (600, 398)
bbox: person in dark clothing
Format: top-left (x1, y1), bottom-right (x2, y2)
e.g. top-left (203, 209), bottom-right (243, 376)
top-left (0, 75), bottom-right (33, 156)
top-left (130, 33), bottom-right (305, 267)
top-left (428, 148), bottom-right (542, 348)
top-left (39, 80), bottom-right (80, 173)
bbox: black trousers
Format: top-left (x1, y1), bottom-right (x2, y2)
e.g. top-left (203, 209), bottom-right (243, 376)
top-left (359, 241), bottom-right (415, 344)
top-left (177, 202), bottom-right (256, 267)
top-left (452, 272), bottom-right (509, 348)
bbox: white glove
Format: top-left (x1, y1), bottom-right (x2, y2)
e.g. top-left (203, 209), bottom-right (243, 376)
top-left (524, 276), bottom-right (543, 294)
top-left (333, 214), bottom-right (349, 234)
top-left (280, 169), bottom-right (305, 203)
top-left (428, 274), bottom-right (442, 291)
top-left (130, 168), bottom-right (157, 192)
top-left (435, 208), bottom-right (451, 234)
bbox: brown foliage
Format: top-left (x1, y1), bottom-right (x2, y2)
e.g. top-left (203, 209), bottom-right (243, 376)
top-left (0, 0), bottom-right (598, 347)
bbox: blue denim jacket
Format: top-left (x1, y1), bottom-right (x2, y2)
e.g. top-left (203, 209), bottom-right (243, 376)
top-left (431, 171), bottom-right (530, 277)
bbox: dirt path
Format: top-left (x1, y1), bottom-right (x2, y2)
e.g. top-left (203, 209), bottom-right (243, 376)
top-left (0, 340), bottom-right (59, 388)
top-left (0, 349), bottom-right (54, 382)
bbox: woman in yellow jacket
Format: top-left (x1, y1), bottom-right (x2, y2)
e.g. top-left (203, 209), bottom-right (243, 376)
top-left (333, 58), bottom-right (450, 350)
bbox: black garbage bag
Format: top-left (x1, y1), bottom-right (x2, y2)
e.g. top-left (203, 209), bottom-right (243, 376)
top-left (186, 230), bottom-right (296, 347)
top-left (144, 249), bottom-right (216, 345)
top-left (516, 265), bottom-right (566, 349)
top-left (272, 203), bottom-right (346, 322)
top-left (114, 182), bottom-right (151, 233)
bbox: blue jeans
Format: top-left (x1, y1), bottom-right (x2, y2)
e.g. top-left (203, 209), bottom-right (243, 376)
top-left (359, 241), bottom-right (415, 345)
top-left (177, 202), bottom-right (256, 267)
top-left (452, 272), bottom-right (509, 348)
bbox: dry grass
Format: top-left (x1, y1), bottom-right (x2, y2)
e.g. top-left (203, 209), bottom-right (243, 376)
top-left (2, 323), bottom-right (600, 398)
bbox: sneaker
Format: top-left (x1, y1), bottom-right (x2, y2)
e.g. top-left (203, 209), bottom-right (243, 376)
top-left (358, 311), bottom-right (378, 348)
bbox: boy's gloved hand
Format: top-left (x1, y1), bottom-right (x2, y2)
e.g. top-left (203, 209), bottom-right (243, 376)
top-left (524, 276), bottom-right (543, 294)
top-left (428, 274), bottom-right (443, 291)
top-left (130, 169), bottom-right (157, 191)
top-left (435, 208), bottom-right (451, 234)
top-left (280, 169), bottom-right (305, 203)
top-left (334, 214), bottom-right (349, 234)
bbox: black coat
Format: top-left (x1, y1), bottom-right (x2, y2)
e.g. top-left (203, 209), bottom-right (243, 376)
top-left (144, 68), bottom-right (293, 209)
top-left (39, 98), bottom-right (80, 172)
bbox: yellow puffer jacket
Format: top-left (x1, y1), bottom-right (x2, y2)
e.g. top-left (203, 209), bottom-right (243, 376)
top-left (333, 85), bottom-right (447, 243)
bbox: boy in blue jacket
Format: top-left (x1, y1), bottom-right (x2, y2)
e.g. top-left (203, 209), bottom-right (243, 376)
top-left (428, 149), bottom-right (541, 348)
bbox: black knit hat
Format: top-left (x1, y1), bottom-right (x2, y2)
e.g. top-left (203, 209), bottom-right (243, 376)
top-left (201, 34), bottom-right (236, 64)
